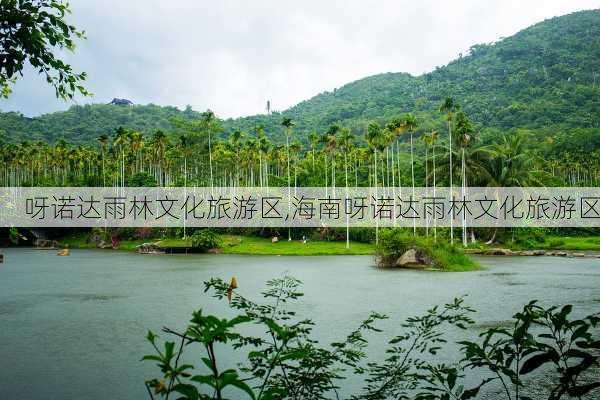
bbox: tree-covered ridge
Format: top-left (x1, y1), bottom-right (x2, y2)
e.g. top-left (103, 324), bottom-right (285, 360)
top-left (1, 9), bottom-right (599, 144)
top-left (0, 103), bottom-right (201, 144)
top-left (225, 9), bottom-right (600, 137)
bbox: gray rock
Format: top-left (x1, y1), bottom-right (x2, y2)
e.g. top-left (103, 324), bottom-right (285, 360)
top-left (485, 248), bottom-right (515, 256)
top-left (135, 243), bottom-right (164, 254)
top-left (395, 248), bottom-right (429, 268)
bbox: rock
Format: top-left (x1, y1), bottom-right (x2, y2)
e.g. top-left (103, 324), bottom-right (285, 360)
top-left (547, 250), bottom-right (567, 257)
top-left (35, 239), bottom-right (58, 249)
top-left (135, 243), bottom-right (164, 254)
top-left (519, 250), bottom-right (544, 256)
top-left (572, 252), bottom-right (585, 257)
top-left (207, 248), bottom-right (221, 254)
top-left (271, 236), bottom-right (279, 243)
top-left (97, 240), bottom-right (112, 249)
top-left (394, 248), bottom-right (430, 268)
top-left (57, 249), bottom-right (70, 256)
top-left (485, 248), bottom-right (515, 256)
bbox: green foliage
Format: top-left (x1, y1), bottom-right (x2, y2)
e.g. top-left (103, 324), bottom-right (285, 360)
top-left (8, 227), bottom-right (25, 244)
top-left (0, 0), bottom-right (89, 99)
top-left (127, 172), bottom-right (157, 187)
top-left (375, 228), bottom-right (479, 270)
top-left (189, 229), bottom-right (221, 251)
top-left (144, 276), bottom-right (600, 399)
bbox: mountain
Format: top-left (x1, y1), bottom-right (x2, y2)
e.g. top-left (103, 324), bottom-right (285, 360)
top-left (1, 9), bottom-right (599, 146)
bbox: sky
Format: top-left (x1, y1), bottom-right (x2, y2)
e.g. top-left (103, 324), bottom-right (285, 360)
top-left (3, 0), bottom-right (599, 118)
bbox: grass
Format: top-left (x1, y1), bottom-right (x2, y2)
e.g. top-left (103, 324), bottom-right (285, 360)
top-left (536, 236), bottom-right (600, 251)
top-left (429, 245), bottom-right (481, 272)
top-left (59, 233), bottom-right (375, 256)
top-left (218, 235), bottom-right (375, 256)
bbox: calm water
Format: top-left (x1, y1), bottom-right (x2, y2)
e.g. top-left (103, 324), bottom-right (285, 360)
top-left (0, 248), bottom-right (599, 399)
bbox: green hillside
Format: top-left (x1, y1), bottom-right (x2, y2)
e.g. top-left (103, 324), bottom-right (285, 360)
top-left (1, 9), bottom-right (599, 146)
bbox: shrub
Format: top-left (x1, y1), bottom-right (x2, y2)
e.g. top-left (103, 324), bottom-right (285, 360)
top-left (144, 276), bottom-right (600, 400)
top-left (190, 229), bottom-right (221, 251)
top-left (375, 228), bottom-right (478, 270)
top-left (375, 228), bottom-right (419, 265)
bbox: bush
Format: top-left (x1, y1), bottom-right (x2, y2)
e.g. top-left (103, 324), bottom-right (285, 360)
top-left (375, 228), bottom-right (478, 270)
top-left (144, 276), bottom-right (600, 400)
top-left (190, 229), bottom-right (221, 251)
top-left (126, 172), bottom-right (157, 187)
top-left (375, 228), bottom-right (418, 265)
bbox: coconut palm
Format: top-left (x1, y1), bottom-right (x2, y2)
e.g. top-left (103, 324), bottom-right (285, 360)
top-left (281, 117), bottom-right (295, 240)
top-left (339, 127), bottom-right (355, 249)
top-left (439, 97), bottom-right (460, 243)
top-left (454, 111), bottom-right (474, 246)
top-left (97, 134), bottom-right (109, 186)
top-left (403, 113), bottom-right (418, 235)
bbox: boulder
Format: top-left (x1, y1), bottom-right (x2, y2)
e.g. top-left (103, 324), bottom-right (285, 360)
top-left (572, 252), bottom-right (585, 257)
top-left (485, 248), bottom-right (515, 256)
top-left (97, 240), bottom-right (113, 249)
top-left (135, 243), bottom-right (164, 254)
top-left (519, 250), bottom-right (545, 256)
top-left (394, 248), bottom-right (430, 268)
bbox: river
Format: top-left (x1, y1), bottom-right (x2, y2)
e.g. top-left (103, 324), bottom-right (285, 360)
top-left (0, 249), bottom-right (598, 399)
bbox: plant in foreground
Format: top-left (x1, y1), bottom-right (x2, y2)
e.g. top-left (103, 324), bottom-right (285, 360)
top-left (143, 276), bottom-right (599, 400)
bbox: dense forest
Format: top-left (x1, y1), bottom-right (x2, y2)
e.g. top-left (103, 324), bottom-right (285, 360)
top-left (1, 9), bottom-right (599, 155)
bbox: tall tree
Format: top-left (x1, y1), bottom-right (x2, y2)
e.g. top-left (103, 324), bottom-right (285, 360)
top-left (439, 97), bottom-right (460, 243)
top-left (281, 117), bottom-right (295, 240)
top-left (454, 111), bottom-right (474, 246)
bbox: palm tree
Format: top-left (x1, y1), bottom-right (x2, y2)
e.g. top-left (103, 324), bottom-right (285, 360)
top-left (366, 122), bottom-right (384, 244)
top-left (425, 131), bottom-right (439, 240)
top-left (325, 124), bottom-right (340, 196)
top-left (439, 97), bottom-right (459, 243)
top-left (454, 111), bottom-right (474, 246)
top-left (308, 130), bottom-right (319, 171)
top-left (403, 113), bottom-right (418, 235)
top-left (281, 117), bottom-right (295, 240)
top-left (229, 129), bottom-right (245, 187)
top-left (178, 134), bottom-right (193, 237)
top-left (97, 134), bottom-right (109, 187)
top-left (113, 127), bottom-right (128, 191)
top-left (201, 110), bottom-right (219, 191)
top-left (151, 130), bottom-right (168, 186)
top-left (128, 130), bottom-right (144, 173)
top-left (339, 127), bottom-right (355, 249)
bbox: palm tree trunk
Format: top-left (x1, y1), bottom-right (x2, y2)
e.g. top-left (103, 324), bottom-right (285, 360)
top-left (410, 132), bottom-right (416, 236)
top-left (448, 120), bottom-right (454, 244)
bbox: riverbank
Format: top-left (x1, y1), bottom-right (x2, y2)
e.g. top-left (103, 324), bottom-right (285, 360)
top-left (58, 233), bottom-right (376, 256)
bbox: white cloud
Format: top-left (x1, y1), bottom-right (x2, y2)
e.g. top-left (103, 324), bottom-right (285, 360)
top-left (1, 0), bottom-right (598, 118)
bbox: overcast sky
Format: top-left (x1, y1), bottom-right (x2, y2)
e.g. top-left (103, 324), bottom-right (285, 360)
top-left (2, 0), bottom-right (599, 118)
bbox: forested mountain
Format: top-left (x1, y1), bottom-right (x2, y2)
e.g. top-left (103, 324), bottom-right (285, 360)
top-left (1, 9), bottom-right (599, 146)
